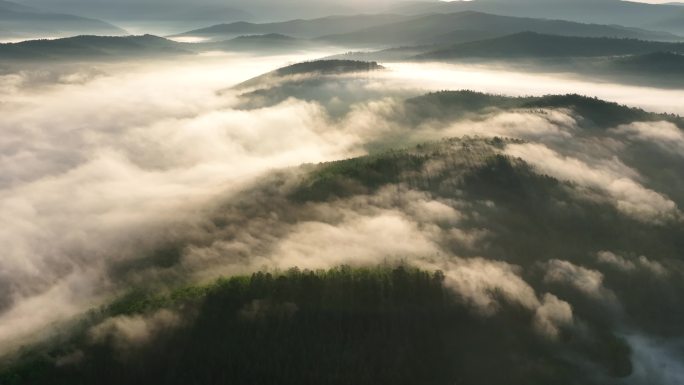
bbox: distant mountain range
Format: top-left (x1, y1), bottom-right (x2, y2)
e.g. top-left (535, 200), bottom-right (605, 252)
top-left (0, 0), bottom-right (125, 39)
top-left (173, 14), bottom-right (412, 41)
top-left (201, 33), bottom-right (319, 53)
top-left (4, 9), bottom-right (684, 90)
top-left (7, 0), bottom-right (684, 39)
top-left (0, 33), bottom-right (321, 61)
top-left (319, 11), bottom-right (682, 47)
top-left (176, 11), bottom-right (682, 48)
top-left (390, 0), bottom-right (684, 36)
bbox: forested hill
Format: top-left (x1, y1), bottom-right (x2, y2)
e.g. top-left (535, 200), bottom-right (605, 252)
top-left (173, 14), bottom-right (412, 40)
top-left (0, 265), bottom-right (631, 385)
top-left (235, 60), bottom-right (385, 89)
top-left (274, 60), bottom-right (385, 76)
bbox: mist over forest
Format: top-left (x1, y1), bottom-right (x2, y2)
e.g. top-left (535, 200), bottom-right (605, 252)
top-left (0, 1), bottom-right (683, 384)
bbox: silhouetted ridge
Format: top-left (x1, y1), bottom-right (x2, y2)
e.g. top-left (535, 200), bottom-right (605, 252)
top-left (275, 60), bottom-right (385, 76)
top-left (318, 11), bottom-right (680, 47)
top-left (235, 60), bottom-right (385, 90)
top-left (418, 32), bottom-right (684, 59)
top-left (175, 14), bottom-right (411, 39)
top-left (233, 33), bottom-right (296, 41)
top-left (0, 35), bottom-right (189, 60)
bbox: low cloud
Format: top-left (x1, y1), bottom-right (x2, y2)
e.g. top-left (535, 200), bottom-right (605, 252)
top-left (613, 121), bottom-right (684, 156)
top-left (441, 109), bottom-right (577, 142)
top-left (182, 183), bottom-right (571, 338)
top-left (505, 143), bottom-right (680, 223)
top-left (422, 258), bottom-right (574, 339)
top-left (383, 62), bottom-right (684, 115)
top-left (597, 251), bottom-right (667, 276)
top-left (0, 54), bottom-right (367, 353)
top-left (597, 251), bottom-right (637, 271)
top-left (266, 211), bottom-right (443, 270)
top-left (534, 294), bottom-right (574, 339)
top-left (543, 259), bottom-right (614, 302)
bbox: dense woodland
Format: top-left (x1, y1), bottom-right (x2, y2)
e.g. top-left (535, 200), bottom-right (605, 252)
top-left (0, 266), bottom-right (631, 385)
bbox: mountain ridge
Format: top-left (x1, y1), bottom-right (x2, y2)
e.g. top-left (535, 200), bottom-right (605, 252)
top-left (317, 11), bottom-right (682, 47)
top-left (416, 31), bottom-right (684, 59)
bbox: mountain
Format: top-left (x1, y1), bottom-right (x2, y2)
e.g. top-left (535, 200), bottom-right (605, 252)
top-left (200, 33), bottom-right (319, 53)
top-left (318, 11), bottom-right (681, 48)
top-left (0, 0), bottom-right (125, 39)
top-left (417, 32), bottom-right (684, 60)
top-left (173, 14), bottom-right (413, 41)
top-left (390, 0), bottom-right (684, 36)
top-left (0, 34), bottom-right (190, 60)
top-left (236, 59), bottom-right (385, 89)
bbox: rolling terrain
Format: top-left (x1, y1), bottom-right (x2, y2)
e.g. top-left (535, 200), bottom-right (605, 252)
top-left (175, 11), bottom-right (681, 46)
